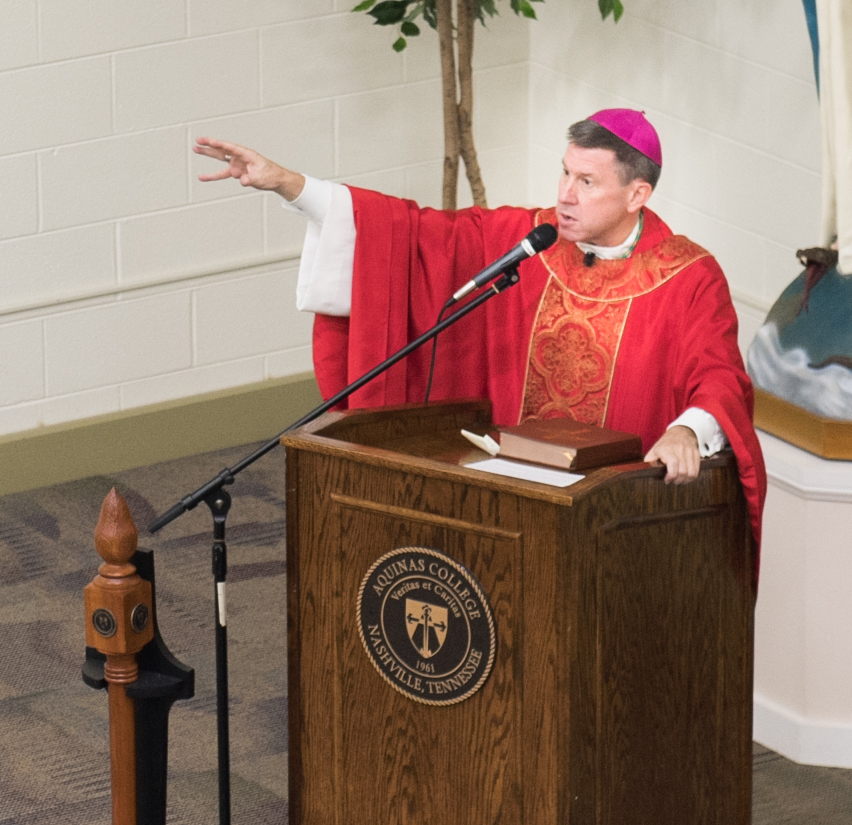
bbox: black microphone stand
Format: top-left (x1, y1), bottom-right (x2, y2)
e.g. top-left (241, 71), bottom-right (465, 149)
top-left (147, 267), bottom-right (521, 825)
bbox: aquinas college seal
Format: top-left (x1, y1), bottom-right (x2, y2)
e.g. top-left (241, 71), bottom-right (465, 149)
top-left (356, 547), bottom-right (496, 706)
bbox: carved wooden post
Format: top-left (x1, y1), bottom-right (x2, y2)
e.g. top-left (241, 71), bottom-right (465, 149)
top-left (84, 489), bottom-right (154, 825)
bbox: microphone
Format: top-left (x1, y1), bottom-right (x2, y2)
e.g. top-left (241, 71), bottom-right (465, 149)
top-left (450, 223), bottom-right (558, 304)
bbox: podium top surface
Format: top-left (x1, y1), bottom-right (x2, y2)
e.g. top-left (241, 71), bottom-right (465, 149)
top-left (281, 399), bottom-right (731, 505)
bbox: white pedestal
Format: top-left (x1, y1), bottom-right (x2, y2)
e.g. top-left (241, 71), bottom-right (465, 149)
top-left (754, 431), bottom-right (852, 767)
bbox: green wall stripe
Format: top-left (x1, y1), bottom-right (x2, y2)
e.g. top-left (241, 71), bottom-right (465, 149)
top-left (0, 373), bottom-right (322, 496)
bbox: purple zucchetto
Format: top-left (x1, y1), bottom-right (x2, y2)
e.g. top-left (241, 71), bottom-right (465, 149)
top-left (588, 108), bottom-right (662, 167)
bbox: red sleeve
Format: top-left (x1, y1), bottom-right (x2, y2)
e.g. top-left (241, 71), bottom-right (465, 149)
top-left (676, 261), bottom-right (767, 573)
top-left (607, 256), bottom-right (766, 577)
top-left (311, 186), bottom-right (545, 420)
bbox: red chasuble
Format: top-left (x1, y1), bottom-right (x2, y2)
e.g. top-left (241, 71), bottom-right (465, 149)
top-left (312, 187), bottom-right (766, 566)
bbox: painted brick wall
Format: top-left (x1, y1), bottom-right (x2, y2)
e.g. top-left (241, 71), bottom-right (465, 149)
top-left (0, 0), bottom-right (529, 438)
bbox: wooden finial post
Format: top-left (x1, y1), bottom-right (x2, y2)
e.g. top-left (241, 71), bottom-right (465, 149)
top-left (84, 489), bottom-right (154, 825)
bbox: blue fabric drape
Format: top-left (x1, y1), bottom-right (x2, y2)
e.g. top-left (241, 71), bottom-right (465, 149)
top-left (803, 0), bottom-right (820, 90)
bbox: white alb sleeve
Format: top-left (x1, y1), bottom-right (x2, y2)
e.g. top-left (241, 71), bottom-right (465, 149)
top-left (282, 176), bottom-right (355, 317)
top-left (667, 407), bottom-right (729, 457)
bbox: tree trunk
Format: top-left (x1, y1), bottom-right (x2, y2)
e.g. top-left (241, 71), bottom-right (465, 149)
top-left (457, 0), bottom-right (488, 208)
top-left (436, 0), bottom-right (460, 210)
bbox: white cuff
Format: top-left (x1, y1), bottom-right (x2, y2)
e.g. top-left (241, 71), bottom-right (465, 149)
top-left (668, 407), bottom-right (729, 457)
top-left (281, 174), bottom-right (333, 223)
top-left (286, 177), bottom-right (356, 317)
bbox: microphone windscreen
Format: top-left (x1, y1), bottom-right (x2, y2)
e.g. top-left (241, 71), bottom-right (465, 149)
top-left (528, 223), bottom-right (558, 253)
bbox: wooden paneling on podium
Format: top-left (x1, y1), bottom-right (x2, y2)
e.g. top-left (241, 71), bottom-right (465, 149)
top-left (282, 400), bottom-right (754, 825)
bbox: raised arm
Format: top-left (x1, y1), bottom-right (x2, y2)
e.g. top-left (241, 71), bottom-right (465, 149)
top-left (193, 137), bottom-right (305, 202)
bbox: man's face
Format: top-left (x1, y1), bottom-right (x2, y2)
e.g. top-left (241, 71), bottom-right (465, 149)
top-left (556, 144), bottom-right (646, 247)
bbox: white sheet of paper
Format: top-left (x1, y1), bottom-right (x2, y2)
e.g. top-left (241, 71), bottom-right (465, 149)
top-left (466, 458), bottom-right (584, 488)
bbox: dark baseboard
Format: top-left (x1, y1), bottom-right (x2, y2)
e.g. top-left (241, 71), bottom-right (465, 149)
top-left (0, 373), bottom-right (323, 496)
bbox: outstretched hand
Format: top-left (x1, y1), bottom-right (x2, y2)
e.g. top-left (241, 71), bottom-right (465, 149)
top-left (193, 137), bottom-right (305, 201)
top-left (644, 425), bottom-right (701, 485)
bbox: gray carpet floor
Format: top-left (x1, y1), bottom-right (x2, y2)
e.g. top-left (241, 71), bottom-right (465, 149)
top-left (0, 441), bottom-right (850, 823)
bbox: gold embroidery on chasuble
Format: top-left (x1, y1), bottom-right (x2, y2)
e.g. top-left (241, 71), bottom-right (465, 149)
top-left (521, 209), bottom-right (710, 425)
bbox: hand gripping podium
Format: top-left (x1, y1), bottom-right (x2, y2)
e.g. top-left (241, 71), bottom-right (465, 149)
top-left (281, 400), bottom-right (754, 825)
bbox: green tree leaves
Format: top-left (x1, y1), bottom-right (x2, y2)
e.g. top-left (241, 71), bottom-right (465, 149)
top-left (353, 1), bottom-right (432, 51)
top-left (598, 0), bottom-right (625, 22)
top-left (509, 0), bottom-right (542, 21)
top-left (352, 0), bottom-right (561, 53)
top-left (363, 1), bottom-right (409, 25)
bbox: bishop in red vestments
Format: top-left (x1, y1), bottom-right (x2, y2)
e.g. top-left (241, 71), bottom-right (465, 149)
top-left (193, 109), bottom-right (767, 574)
top-left (313, 193), bottom-right (765, 556)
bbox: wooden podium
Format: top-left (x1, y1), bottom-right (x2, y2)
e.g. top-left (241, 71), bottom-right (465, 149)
top-left (282, 400), bottom-right (754, 825)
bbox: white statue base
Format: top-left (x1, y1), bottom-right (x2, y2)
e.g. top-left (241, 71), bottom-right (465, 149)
top-left (754, 430), bottom-right (852, 767)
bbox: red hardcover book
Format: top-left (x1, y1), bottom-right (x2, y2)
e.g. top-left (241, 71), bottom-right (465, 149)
top-left (498, 417), bottom-right (643, 471)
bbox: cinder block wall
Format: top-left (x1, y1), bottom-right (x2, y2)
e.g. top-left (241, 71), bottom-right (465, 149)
top-left (0, 1), bottom-right (530, 439)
